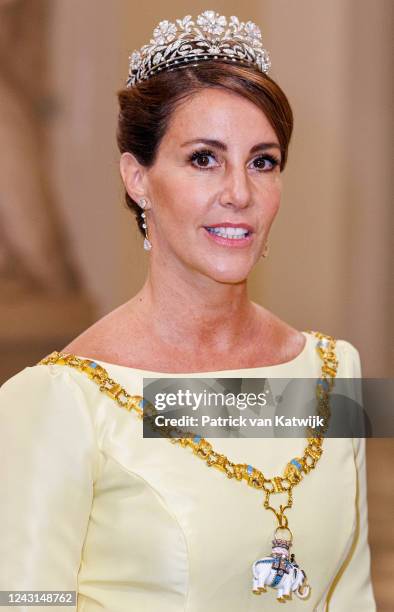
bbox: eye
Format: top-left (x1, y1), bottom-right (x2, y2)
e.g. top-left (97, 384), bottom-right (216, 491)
top-left (251, 154), bottom-right (280, 172)
top-left (188, 149), bottom-right (218, 170)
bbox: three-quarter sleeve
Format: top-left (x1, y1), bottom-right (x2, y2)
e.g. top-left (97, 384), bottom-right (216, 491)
top-left (325, 342), bottom-right (377, 611)
top-left (0, 365), bottom-right (98, 608)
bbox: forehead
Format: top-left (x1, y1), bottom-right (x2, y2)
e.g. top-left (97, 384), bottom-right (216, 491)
top-left (165, 87), bottom-right (278, 144)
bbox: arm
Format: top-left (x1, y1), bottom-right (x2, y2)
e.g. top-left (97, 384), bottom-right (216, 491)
top-left (325, 343), bottom-right (376, 611)
top-left (0, 365), bottom-right (98, 609)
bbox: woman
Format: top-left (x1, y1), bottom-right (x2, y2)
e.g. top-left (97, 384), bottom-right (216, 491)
top-left (0, 10), bottom-right (376, 612)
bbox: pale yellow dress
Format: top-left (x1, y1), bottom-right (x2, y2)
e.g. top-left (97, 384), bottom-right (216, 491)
top-left (0, 331), bottom-right (376, 611)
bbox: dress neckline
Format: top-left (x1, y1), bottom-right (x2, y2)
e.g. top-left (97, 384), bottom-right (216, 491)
top-left (75, 331), bottom-right (312, 376)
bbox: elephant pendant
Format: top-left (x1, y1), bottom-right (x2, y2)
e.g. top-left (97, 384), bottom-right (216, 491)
top-left (252, 537), bottom-right (310, 603)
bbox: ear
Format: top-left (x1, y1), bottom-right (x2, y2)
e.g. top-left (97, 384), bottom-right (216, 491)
top-left (119, 152), bottom-right (148, 202)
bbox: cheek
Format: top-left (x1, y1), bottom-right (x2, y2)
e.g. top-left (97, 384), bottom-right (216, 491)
top-left (151, 174), bottom-right (208, 228)
top-left (261, 176), bottom-right (282, 218)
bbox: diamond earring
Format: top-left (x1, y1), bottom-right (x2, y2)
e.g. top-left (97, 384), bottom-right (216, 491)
top-left (138, 198), bottom-right (152, 251)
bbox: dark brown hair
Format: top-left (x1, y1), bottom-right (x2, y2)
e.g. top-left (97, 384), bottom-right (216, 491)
top-left (116, 61), bottom-right (293, 237)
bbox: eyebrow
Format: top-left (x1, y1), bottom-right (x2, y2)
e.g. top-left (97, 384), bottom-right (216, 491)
top-left (180, 138), bottom-right (281, 154)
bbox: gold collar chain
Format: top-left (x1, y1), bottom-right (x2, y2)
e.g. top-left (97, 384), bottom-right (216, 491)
top-left (38, 329), bottom-right (338, 603)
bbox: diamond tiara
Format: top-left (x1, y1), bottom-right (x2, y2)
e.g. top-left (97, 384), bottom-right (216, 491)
top-left (126, 10), bottom-right (271, 88)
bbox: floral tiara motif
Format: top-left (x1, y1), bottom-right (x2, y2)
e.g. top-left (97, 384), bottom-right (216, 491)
top-left (126, 10), bottom-right (271, 88)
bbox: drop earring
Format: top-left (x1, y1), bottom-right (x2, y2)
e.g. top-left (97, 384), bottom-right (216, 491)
top-left (138, 198), bottom-right (152, 251)
top-left (261, 241), bottom-right (270, 258)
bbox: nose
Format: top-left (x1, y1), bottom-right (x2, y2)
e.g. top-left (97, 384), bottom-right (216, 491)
top-left (218, 164), bottom-right (251, 210)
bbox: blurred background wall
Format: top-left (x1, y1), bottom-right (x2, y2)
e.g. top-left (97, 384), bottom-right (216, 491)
top-left (0, 1), bottom-right (392, 609)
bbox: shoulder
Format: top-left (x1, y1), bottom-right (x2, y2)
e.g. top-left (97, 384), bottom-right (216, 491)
top-left (0, 362), bottom-right (100, 429)
top-left (307, 331), bottom-right (362, 377)
top-left (0, 363), bottom-right (104, 479)
top-left (0, 363), bottom-right (70, 399)
top-left (0, 364), bottom-right (102, 487)
top-left (334, 337), bottom-right (362, 377)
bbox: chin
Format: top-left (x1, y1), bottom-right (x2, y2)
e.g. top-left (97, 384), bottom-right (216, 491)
top-left (203, 263), bottom-right (252, 285)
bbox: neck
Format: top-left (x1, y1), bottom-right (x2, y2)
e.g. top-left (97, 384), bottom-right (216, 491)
top-left (127, 259), bottom-right (264, 353)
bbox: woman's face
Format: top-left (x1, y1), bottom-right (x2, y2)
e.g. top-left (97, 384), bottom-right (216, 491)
top-left (131, 87), bottom-right (283, 284)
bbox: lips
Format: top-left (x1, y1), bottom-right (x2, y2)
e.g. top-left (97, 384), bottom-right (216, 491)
top-left (204, 222), bottom-right (254, 233)
top-left (203, 223), bottom-right (254, 242)
top-left (202, 224), bottom-right (254, 247)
